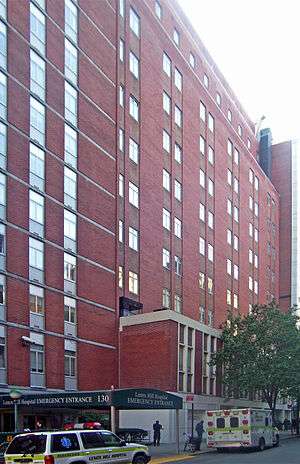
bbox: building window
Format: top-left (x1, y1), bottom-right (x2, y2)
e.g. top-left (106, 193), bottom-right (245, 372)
top-left (129, 270), bottom-right (138, 294)
top-left (65, 0), bottom-right (78, 43)
top-left (118, 220), bottom-right (123, 243)
top-left (163, 169), bottom-right (170, 191)
top-left (64, 209), bottom-right (76, 243)
top-left (199, 237), bottom-right (205, 256)
top-left (174, 256), bottom-right (182, 276)
top-left (254, 228), bottom-right (258, 242)
top-left (199, 272), bottom-right (205, 289)
top-left (200, 101), bottom-right (206, 122)
top-left (174, 294), bottom-right (182, 313)
top-left (0, 121), bottom-right (5, 169)
top-left (249, 196), bottom-right (253, 210)
top-left (29, 238), bottom-right (44, 271)
top-left (65, 38), bottom-right (78, 85)
top-left (163, 208), bottom-right (170, 230)
top-left (173, 28), bottom-right (180, 46)
top-left (64, 167), bottom-right (77, 209)
top-left (174, 143), bottom-right (182, 164)
top-left (155, 1), bottom-right (162, 19)
top-left (208, 310), bottom-right (213, 327)
top-left (162, 288), bottom-right (170, 308)
top-left (0, 223), bottom-right (5, 256)
top-left (119, 39), bottom-right (124, 62)
top-left (254, 176), bottom-right (259, 191)
top-left (174, 180), bottom-right (182, 201)
top-left (233, 264), bottom-right (239, 280)
top-left (163, 91), bottom-right (171, 114)
top-left (65, 124), bottom-right (77, 168)
top-left (204, 73), bottom-right (209, 89)
top-left (65, 350), bottom-right (76, 377)
top-left (234, 148), bottom-right (239, 165)
top-left (65, 82), bottom-right (77, 126)
top-left (227, 229), bottom-right (232, 245)
top-left (249, 169), bottom-right (254, 184)
top-left (64, 253), bottom-right (76, 282)
top-left (119, 0), bottom-right (124, 17)
top-left (233, 235), bottom-right (239, 251)
top-left (30, 285), bottom-right (44, 314)
top-left (29, 190), bottom-right (44, 235)
top-left (227, 199), bottom-right (232, 215)
top-left (227, 139), bottom-right (233, 157)
top-left (30, 343), bottom-right (44, 373)
top-left (118, 266), bottom-right (123, 288)
top-left (254, 254), bottom-right (258, 268)
top-left (174, 217), bottom-right (182, 239)
top-left (129, 51), bottom-right (139, 79)
top-left (129, 181), bottom-right (139, 208)
top-left (163, 52), bottom-right (171, 77)
top-left (30, 143), bottom-right (44, 190)
top-left (199, 135), bottom-right (205, 155)
top-left (227, 169), bottom-right (232, 186)
top-left (30, 50), bottom-right (45, 101)
top-left (129, 96), bottom-right (139, 121)
top-left (249, 222), bottom-right (253, 237)
top-left (226, 289), bottom-right (231, 305)
top-left (207, 277), bottom-right (213, 294)
top-left (233, 294), bottom-right (238, 309)
top-left (199, 203), bottom-right (205, 221)
top-left (174, 68), bottom-right (182, 92)
top-left (227, 109), bottom-right (232, 122)
top-left (129, 138), bottom-right (139, 164)
top-left (189, 52), bottom-right (195, 68)
top-left (30, 97), bottom-right (45, 146)
top-left (129, 227), bottom-right (138, 251)
top-left (119, 174), bottom-right (124, 197)
top-left (163, 248), bottom-right (170, 269)
top-left (254, 202), bottom-right (259, 217)
top-left (0, 1), bottom-right (6, 20)
top-left (247, 138), bottom-right (251, 149)
top-left (30, 3), bottom-right (45, 55)
top-left (233, 177), bottom-right (239, 194)
top-left (208, 146), bottom-right (214, 165)
top-left (174, 105), bottom-right (182, 127)
top-left (216, 92), bottom-right (221, 107)
top-left (238, 124), bottom-right (242, 137)
top-left (234, 206), bottom-right (239, 223)
top-left (208, 211), bottom-right (214, 229)
top-left (227, 259), bottom-right (232, 275)
top-left (163, 130), bottom-right (170, 152)
top-left (119, 128), bottom-right (124, 152)
top-left (208, 244), bottom-right (214, 262)
top-left (199, 306), bottom-right (205, 323)
top-left (254, 280), bottom-right (258, 295)
top-left (119, 85), bottom-right (124, 107)
top-left (199, 169), bottom-right (205, 188)
top-left (249, 276), bottom-right (253, 291)
top-left (130, 7), bottom-right (140, 36)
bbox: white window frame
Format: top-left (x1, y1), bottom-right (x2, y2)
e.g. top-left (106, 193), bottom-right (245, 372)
top-left (129, 181), bottom-right (139, 208)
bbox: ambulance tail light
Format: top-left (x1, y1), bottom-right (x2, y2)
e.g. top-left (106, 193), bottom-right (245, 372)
top-left (207, 412), bottom-right (213, 417)
top-left (242, 409), bottom-right (248, 415)
top-left (242, 420), bottom-right (249, 425)
top-left (44, 455), bottom-right (54, 464)
top-left (208, 431), bottom-right (214, 436)
top-left (224, 410), bottom-right (230, 416)
top-left (208, 421), bottom-right (213, 427)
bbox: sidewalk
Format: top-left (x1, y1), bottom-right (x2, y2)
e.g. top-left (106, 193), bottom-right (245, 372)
top-left (148, 431), bottom-right (298, 464)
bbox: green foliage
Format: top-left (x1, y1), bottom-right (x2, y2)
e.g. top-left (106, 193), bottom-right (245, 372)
top-left (211, 302), bottom-right (300, 414)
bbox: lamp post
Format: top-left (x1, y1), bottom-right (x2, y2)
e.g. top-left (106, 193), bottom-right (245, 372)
top-left (9, 389), bottom-right (22, 433)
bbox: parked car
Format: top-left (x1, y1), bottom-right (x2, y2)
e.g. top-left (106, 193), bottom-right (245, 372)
top-left (116, 428), bottom-right (150, 445)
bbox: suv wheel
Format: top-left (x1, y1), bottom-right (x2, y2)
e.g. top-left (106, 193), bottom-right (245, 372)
top-left (133, 454), bottom-right (147, 464)
top-left (258, 438), bottom-right (265, 451)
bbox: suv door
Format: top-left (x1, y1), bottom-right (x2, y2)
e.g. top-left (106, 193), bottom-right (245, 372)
top-left (50, 433), bottom-right (81, 464)
top-left (99, 432), bottom-right (129, 464)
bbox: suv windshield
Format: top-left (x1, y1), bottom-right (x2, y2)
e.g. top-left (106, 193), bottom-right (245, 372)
top-left (6, 434), bottom-right (47, 455)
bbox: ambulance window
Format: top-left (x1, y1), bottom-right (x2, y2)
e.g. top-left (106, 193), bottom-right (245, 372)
top-left (100, 431), bottom-right (122, 447)
top-left (216, 418), bottom-right (225, 428)
top-left (81, 432), bottom-right (104, 449)
top-left (265, 417), bottom-right (269, 426)
top-left (51, 433), bottom-right (80, 452)
top-left (230, 417), bottom-right (239, 428)
top-left (6, 435), bottom-right (46, 454)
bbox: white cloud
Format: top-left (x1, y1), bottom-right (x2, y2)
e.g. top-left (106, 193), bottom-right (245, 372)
top-left (177, 0), bottom-right (300, 143)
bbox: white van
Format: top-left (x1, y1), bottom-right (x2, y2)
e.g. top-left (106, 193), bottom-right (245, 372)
top-left (206, 408), bottom-right (279, 451)
top-left (4, 430), bottom-right (151, 464)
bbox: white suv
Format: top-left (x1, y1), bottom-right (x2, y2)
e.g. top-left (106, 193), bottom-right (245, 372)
top-left (5, 430), bottom-right (151, 464)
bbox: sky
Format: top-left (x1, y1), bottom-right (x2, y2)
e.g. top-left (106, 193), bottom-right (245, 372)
top-left (177, 0), bottom-right (300, 144)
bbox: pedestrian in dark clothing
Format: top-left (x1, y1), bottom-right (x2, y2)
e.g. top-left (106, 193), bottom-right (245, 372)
top-left (291, 418), bottom-right (297, 435)
top-left (153, 420), bottom-right (163, 446)
top-left (195, 421), bottom-right (204, 451)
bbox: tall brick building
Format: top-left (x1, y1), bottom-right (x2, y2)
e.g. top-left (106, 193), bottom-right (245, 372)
top-left (0, 0), bottom-right (286, 435)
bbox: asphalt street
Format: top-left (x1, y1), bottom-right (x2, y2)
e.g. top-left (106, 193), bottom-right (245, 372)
top-left (171, 439), bottom-right (300, 464)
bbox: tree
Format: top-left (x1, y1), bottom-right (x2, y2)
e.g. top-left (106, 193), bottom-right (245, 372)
top-left (211, 302), bottom-right (300, 419)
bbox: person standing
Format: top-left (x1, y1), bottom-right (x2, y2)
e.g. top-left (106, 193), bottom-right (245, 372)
top-left (153, 420), bottom-right (163, 446)
top-left (195, 420), bottom-right (204, 451)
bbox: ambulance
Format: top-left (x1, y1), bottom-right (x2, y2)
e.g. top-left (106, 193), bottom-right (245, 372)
top-left (206, 408), bottom-right (279, 451)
